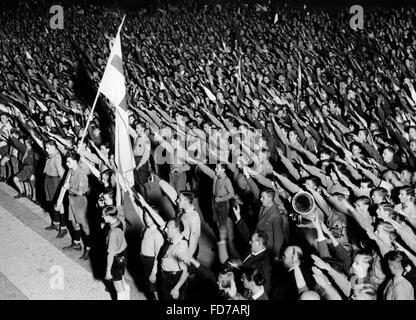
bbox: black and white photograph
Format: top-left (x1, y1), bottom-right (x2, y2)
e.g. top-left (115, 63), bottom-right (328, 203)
top-left (0, 0), bottom-right (416, 309)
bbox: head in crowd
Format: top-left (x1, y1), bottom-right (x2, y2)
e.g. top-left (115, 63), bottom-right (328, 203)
top-left (303, 176), bottom-right (321, 192)
top-left (282, 246), bottom-right (303, 270)
top-left (351, 251), bottom-right (373, 278)
top-left (98, 188), bottom-right (114, 208)
top-left (101, 169), bottom-right (114, 188)
top-left (100, 142), bottom-right (111, 156)
top-left (164, 217), bottom-right (184, 242)
top-left (65, 151), bottom-right (80, 170)
top-left (45, 140), bottom-right (58, 156)
top-left (134, 121), bottom-right (146, 136)
top-left (371, 188), bottom-right (389, 204)
top-left (217, 264), bottom-right (240, 299)
top-left (177, 191), bottom-right (194, 211)
top-left (398, 186), bottom-right (415, 206)
top-left (376, 203), bottom-right (395, 220)
top-left (249, 230), bottom-right (268, 255)
top-left (355, 196), bottom-right (372, 213)
top-left (241, 267), bottom-right (265, 293)
top-left (214, 163), bottom-right (227, 178)
top-left (0, 114), bottom-right (9, 124)
top-left (382, 147), bottom-right (395, 164)
top-left (375, 222), bottom-right (397, 245)
top-left (260, 189), bottom-right (275, 207)
top-left (385, 250), bottom-right (408, 278)
top-left (102, 205), bottom-right (119, 224)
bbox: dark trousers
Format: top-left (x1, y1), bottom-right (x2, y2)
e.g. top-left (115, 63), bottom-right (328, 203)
top-left (141, 254), bottom-right (157, 293)
top-left (161, 270), bottom-right (188, 301)
top-left (212, 200), bottom-right (229, 228)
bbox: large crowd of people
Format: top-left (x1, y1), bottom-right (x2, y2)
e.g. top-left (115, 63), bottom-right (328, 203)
top-left (1, 0), bottom-right (416, 300)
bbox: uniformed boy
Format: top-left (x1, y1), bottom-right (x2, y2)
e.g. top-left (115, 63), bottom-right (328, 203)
top-left (61, 151), bottom-right (91, 260)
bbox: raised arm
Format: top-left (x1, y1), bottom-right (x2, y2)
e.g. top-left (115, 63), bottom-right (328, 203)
top-left (159, 179), bottom-right (178, 207)
top-left (188, 157), bottom-right (216, 180)
top-left (333, 165), bottom-right (361, 196)
top-left (201, 108), bottom-right (226, 130)
top-left (289, 144), bottom-right (320, 165)
top-left (312, 267), bottom-right (343, 300)
top-left (355, 162), bottom-right (381, 187)
top-left (271, 117), bottom-right (289, 145)
top-left (312, 254), bottom-right (351, 297)
top-left (276, 147), bottom-right (300, 180)
top-left (272, 171), bottom-right (302, 194)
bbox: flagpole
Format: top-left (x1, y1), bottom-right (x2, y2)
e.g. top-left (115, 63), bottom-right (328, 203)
top-left (77, 92), bottom-right (101, 148)
top-left (55, 14), bottom-right (127, 210)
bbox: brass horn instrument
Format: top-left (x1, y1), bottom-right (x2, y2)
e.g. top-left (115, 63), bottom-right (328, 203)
top-left (292, 191), bottom-right (316, 221)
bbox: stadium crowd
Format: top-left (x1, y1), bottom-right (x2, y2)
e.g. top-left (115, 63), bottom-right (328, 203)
top-left (1, 0), bottom-right (416, 300)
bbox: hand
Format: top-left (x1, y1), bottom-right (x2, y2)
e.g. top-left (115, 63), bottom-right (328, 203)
top-left (105, 272), bottom-right (112, 281)
top-left (404, 78), bottom-right (413, 88)
top-left (170, 287), bottom-right (180, 300)
top-left (55, 203), bottom-right (63, 212)
top-left (387, 217), bottom-right (414, 235)
top-left (232, 203), bottom-right (241, 221)
top-left (312, 266), bottom-right (331, 287)
top-left (242, 166), bottom-right (250, 178)
top-left (296, 155), bottom-right (305, 166)
top-left (186, 156), bottom-right (198, 165)
top-left (149, 271), bottom-right (157, 284)
top-left (245, 167), bottom-right (258, 177)
top-left (311, 254), bottom-right (331, 271)
top-left (393, 241), bottom-right (407, 253)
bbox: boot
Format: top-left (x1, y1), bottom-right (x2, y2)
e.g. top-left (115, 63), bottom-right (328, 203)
top-left (45, 223), bottom-right (59, 231)
top-left (63, 242), bottom-right (82, 251)
top-left (56, 228), bottom-right (68, 239)
top-left (79, 248), bottom-right (91, 260)
top-left (14, 192), bottom-right (26, 199)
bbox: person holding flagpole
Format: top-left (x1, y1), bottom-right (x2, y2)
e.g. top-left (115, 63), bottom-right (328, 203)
top-left (128, 121), bottom-right (151, 196)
